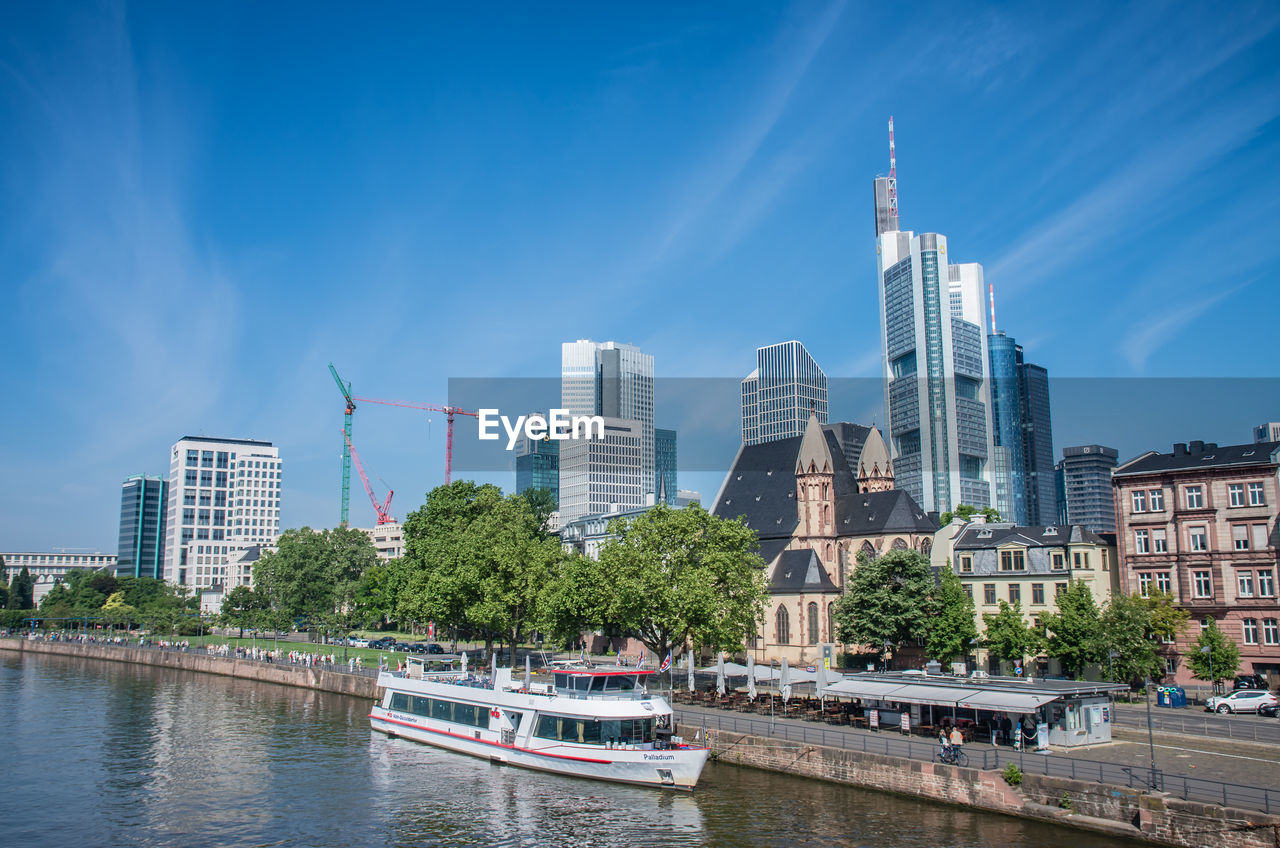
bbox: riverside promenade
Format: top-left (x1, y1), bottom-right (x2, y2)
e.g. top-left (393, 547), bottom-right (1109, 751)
top-left (6, 636), bottom-right (1279, 848)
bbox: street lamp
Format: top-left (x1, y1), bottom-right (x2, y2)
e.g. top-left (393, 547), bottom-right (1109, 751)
top-left (1143, 677), bottom-right (1159, 790)
top-left (1200, 645), bottom-right (1213, 696)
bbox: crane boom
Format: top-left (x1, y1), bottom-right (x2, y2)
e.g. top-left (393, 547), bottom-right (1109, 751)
top-left (342, 430), bottom-right (394, 525)
top-left (328, 363), bottom-right (356, 527)
top-left (352, 396), bottom-right (478, 484)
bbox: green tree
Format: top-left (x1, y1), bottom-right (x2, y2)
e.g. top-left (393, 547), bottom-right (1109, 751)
top-left (254, 527), bottom-right (379, 638)
top-left (519, 487), bottom-right (558, 528)
top-left (1040, 581), bottom-right (1103, 679)
top-left (1095, 593), bottom-right (1162, 685)
top-left (8, 567), bottom-right (34, 610)
top-left (593, 503), bottom-right (768, 662)
top-left (923, 564), bottom-right (978, 663)
top-left (1138, 589), bottom-right (1189, 644)
top-left (981, 601), bottom-right (1041, 669)
top-left (538, 552), bottom-right (610, 649)
top-left (398, 481), bottom-right (507, 639)
top-left (833, 549), bottom-right (932, 661)
top-left (938, 504), bottom-right (1001, 526)
top-left (220, 586), bottom-right (269, 637)
top-left (1187, 619), bottom-right (1240, 692)
top-left (100, 591), bottom-right (139, 630)
top-left (458, 493), bottom-right (565, 658)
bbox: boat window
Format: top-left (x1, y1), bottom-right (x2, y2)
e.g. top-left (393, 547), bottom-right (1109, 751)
top-left (454, 703), bottom-right (479, 727)
top-left (590, 676), bottom-right (607, 692)
top-left (554, 673), bottom-right (569, 689)
top-left (574, 676), bottom-right (591, 692)
top-left (535, 715), bottom-right (560, 740)
top-left (390, 692), bottom-right (410, 711)
top-left (581, 720), bottom-right (601, 744)
top-left (411, 696), bottom-right (432, 716)
top-left (431, 699), bottom-right (452, 722)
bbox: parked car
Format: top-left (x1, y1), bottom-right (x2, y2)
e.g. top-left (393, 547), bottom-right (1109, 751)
top-left (348, 636), bottom-right (370, 648)
top-left (1204, 689), bottom-right (1277, 714)
top-left (426, 643), bottom-right (445, 655)
top-left (1260, 702), bottom-right (1280, 718)
top-left (1233, 674), bottom-right (1268, 690)
top-left (407, 643), bottom-right (430, 654)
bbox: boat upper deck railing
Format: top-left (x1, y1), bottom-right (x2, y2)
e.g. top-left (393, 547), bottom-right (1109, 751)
top-left (380, 669), bottom-right (661, 701)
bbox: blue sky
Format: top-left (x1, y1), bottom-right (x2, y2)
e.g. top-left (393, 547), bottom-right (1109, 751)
top-left (2, 2), bottom-right (1279, 552)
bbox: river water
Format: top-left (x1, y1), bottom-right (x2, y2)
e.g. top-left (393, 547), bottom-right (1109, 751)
top-left (0, 652), bottom-right (1138, 848)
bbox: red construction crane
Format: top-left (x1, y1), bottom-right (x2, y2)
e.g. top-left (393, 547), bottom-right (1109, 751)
top-left (352, 396), bottom-right (479, 484)
top-left (342, 430), bottom-right (394, 525)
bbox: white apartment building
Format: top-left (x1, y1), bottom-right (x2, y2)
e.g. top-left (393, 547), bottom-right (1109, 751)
top-left (2, 552), bottom-right (117, 605)
top-left (361, 521), bottom-right (404, 561)
top-left (162, 436), bottom-right (282, 592)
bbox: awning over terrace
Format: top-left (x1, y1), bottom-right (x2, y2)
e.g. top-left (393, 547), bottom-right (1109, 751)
top-left (955, 690), bottom-right (1058, 712)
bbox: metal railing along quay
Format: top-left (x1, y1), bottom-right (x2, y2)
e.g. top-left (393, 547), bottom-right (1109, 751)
top-left (674, 708), bottom-right (1280, 816)
top-left (1110, 708), bottom-right (1280, 745)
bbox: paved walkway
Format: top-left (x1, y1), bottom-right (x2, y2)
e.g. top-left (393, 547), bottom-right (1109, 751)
top-left (671, 700), bottom-right (1280, 814)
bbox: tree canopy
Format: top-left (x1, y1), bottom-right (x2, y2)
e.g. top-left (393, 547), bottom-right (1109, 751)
top-left (1040, 580), bottom-right (1103, 679)
top-left (833, 549), bottom-right (932, 659)
top-left (253, 526), bottom-right (378, 636)
top-left (591, 503), bottom-right (768, 661)
top-left (981, 600), bottom-right (1041, 668)
top-left (938, 504), bottom-right (1001, 526)
top-left (924, 565), bottom-right (978, 663)
top-left (1094, 593), bottom-right (1163, 685)
top-left (1187, 619), bottom-right (1240, 689)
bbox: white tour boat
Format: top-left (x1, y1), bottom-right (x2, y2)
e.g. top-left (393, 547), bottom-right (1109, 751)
top-left (370, 658), bottom-right (709, 790)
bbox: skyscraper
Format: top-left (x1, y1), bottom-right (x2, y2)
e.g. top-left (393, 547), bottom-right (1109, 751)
top-left (876, 225), bottom-right (995, 514)
top-left (740, 341), bottom-right (828, 446)
top-left (988, 332), bottom-right (1027, 524)
top-left (1056, 444), bottom-right (1119, 533)
top-left (655, 427), bottom-right (677, 505)
top-left (163, 436), bottom-right (282, 590)
top-left (116, 474), bottom-right (168, 579)
top-left (558, 340), bottom-right (654, 523)
top-left (1018, 349), bottom-right (1057, 525)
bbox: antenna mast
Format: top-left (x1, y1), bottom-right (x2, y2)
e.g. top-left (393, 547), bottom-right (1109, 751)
top-left (888, 116), bottom-right (899, 221)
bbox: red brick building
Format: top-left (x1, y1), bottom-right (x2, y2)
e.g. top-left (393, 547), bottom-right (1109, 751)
top-left (1113, 440), bottom-right (1280, 684)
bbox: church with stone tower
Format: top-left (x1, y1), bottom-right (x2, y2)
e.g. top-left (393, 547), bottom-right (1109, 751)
top-left (712, 411), bottom-right (937, 664)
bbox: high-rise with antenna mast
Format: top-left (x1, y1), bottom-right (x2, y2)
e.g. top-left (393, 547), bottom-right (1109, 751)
top-left (873, 117), bottom-right (996, 515)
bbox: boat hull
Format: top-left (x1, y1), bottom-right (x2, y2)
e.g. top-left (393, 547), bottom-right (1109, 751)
top-left (369, 707), bottom-right (708, 790)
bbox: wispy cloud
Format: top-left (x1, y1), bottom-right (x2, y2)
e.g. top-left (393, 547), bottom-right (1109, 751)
top-left (988, 82), bottom-right (1280, 295)
top-left (650, 2), bottom-right (845, 264)
top-left (1121, 280), bottom-right (1253, 372)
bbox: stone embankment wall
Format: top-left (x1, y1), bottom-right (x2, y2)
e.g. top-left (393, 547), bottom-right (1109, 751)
top-left (0, 638), bottom-right (382, 700)
top-left (692, 726), bottom-right (1280, 848)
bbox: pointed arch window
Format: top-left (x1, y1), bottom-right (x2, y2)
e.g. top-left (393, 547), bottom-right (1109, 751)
top-left (776, 605), bottom-right (791, 645)
top-left (892, 537), bottom-right (908, 550)
top-left (827, 602), bottom-right (836, 645)
top-left (860, 541), bottom-right (876, 558)
top-left (807, 602), bottom-right (819, 645)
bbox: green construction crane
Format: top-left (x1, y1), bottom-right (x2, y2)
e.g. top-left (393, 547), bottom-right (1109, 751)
top-left (328, 362), bottom-right (355, 527)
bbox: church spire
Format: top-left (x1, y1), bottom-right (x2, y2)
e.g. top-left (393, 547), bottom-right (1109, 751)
top-left (795, 408), bottom-right (833, 475)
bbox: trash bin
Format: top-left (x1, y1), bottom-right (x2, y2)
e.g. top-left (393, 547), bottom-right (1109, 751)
top-left (1156, 687), bottom-right (1171, 708)
top-left (1171, 687), bottom-right (1187, 708)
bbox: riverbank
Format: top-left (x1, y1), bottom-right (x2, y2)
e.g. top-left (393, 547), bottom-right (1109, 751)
top-left (5, 637), bottom-right (1275, 848)
top-left (0, 636), bottom-right (381, 700)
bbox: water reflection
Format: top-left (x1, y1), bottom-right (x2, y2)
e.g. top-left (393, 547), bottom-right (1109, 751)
top-left (1, 652), bottom-right (1133, 848)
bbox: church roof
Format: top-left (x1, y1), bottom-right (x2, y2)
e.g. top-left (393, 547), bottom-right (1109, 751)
top-left (795, 410), bottom-right (834, 474)
top-left (712, 426), bottom-right (936, 539)
top-left (768, 548), bottom-right (839, 594)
